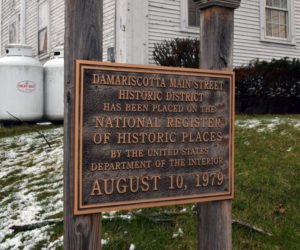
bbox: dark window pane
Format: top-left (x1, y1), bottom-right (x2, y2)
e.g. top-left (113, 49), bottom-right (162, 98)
top-left (266, 0), bottom-right (273, 7)
top-left (281, 0), bottom-right (287, 9)
top-left (272, 10), bottom-right (280, 24)
top-left (266, 23), bottom-right (272, 36)
top-left (266, 9), bottom-right (272, 22)
top-left (274, 0), bottom-right (280, 8)
top-left (272, 23), bottom-right (280, 37)
top-left (9, 21), bottom-right (17, 43)
top-left (188, 0), bottom-right (200, 27)
top-left (280, 25), bottom-right (287, 38)
top-left (279, 11), bottom-right (287, 25)
top-left (38, 28), bottom-right (47, 54)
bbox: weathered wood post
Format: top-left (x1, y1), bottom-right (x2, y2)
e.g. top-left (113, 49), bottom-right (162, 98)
top-left (64, 0), bottom-right (103, 249)
top-left (193, 0), bottom-right (241, 249)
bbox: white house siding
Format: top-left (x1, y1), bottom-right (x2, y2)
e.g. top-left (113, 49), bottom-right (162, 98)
top-left (147, 0), bottom-right (198, 65)
top-left (115, 0), bottom-right (148, 64)
top-left (1, 0), bottom-right (64, 60)
top-left (103, 0), bottom-right (115, 62)
top-left (25, 0), bottom-right (38, 57)
top-left (1, 0), bottom-right (21, 56)
top-left (49, 0), bottom-right (65, 52)
top-left (147, 0), bottom-right (300, 67)
top-left (2, 0), bottom-right (300, 66)
top-left (233, 0), bottom-right (300, 66)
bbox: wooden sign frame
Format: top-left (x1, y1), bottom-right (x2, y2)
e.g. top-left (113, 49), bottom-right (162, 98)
top-left (74, 60), bottom-right (234, 215)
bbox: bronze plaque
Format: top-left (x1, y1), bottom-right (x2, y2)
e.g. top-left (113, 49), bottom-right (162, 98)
top-left (74, 60), bottom-right (234, 215)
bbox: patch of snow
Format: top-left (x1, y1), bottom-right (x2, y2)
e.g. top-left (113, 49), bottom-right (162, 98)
top-left (36, 122), bottom-right (52, 125)
top-left (129, 243), bottom-right (136, 250)
top-left (0, 127), bottom-right (64, 249)
top-left (101, 238), bottom-right (109, 245)
top-left (47, 235), bottom-right (63, 249)
top-left (293, 121), bottom-right (300, 128)
top-left (102, 211), bottom-right (133, 221)
top-left (235, 119), bottom-right (261, 128)
top-left (267, 123), bottom-right (276, 131)
top-left (120, 214), bottom-right (132, 220)
top-left (236, 117), bottom-right (300, 132)
top-left (172, 228), bottom-right (183, 238)
top-left (109, 210), bottom-right (117, 216)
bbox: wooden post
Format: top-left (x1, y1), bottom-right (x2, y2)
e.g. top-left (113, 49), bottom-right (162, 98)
top-left (64, 0), bottom-right (103, 249)
top-left (193, 1), bottom-right (241, 249)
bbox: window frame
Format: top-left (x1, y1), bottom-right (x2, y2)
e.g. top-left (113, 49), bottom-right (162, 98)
top-left (180, 0), bottom-right (200, 33)
top-left (260, 0), bottom-right (296, 45)
top-left (8, 15), bottom-right (19, 44)
top-left (37, 0), bottom-right (50, 57)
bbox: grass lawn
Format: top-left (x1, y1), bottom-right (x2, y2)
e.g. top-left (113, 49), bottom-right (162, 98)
top-left (0, 115), bottom-right (299, 249)
top-left (0, 122), bottom-right (61, 139)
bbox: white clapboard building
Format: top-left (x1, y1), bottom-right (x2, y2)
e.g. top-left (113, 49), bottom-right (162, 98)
top-left (0, 0), bottom-right (299, 66)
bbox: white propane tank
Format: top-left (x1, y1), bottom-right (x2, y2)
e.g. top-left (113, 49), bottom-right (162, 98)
top-left (44, 46), bottom-right (64, 121)
top-left (0, 44), bottom-right (43, 121)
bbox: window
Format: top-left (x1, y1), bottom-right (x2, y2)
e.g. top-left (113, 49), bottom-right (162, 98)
top-left (181, 0), bottom-right (200, 33)
top-left (266, 0), bottom-right (288, 38)
top-left (8, 18), bottom-right (18, 44)
top-left (38, 1), bottom-right (49, 55)
top-left (188, 0), bottom-right (200, 27)
top-left (261, 0), bottom-right (295, 44)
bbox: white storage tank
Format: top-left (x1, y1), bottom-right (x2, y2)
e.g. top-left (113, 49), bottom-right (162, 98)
top-left (0, 44), bottom-right (43, 121)
top-left (44, 46), bottom-right (64, 121)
